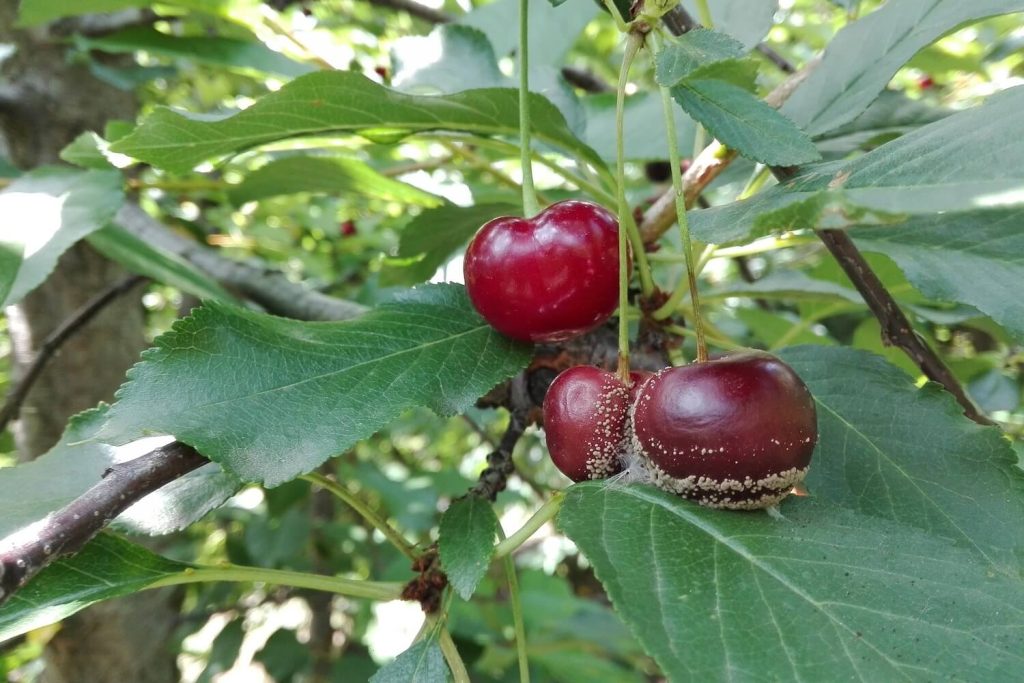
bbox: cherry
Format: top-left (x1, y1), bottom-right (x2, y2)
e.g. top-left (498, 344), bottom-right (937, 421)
top-left (463, 200), bottom-right (623, 343)
top-left (543, 366), bottom-right (630, 482)
top-left (340, 219), bottom-right (357, 237)
top-left (631, 351), bottom-right (817, 509)
top-left (628, 370), bottom-right (654, 404)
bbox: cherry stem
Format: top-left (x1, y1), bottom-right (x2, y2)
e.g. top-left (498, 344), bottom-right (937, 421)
top-left (615, 32), bottom-right (644, 381)
top-left (302, 472), bottom-right (417, 560)
top-left (498, 525), bottom-right (531, 683)
top-left (648, 33), bottom-right (708, 362)
top-left (493, 492), bottom-right (564, 558)
top-left (518, 0), bottom-right (540, 217)
top-left (695, 0), bottom-right (713, 27)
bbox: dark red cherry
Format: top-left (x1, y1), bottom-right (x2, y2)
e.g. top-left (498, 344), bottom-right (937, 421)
top-left (628, 370), bottom-right (654, 404)
top-left (543, 366), bottom-right (629, 482)
top-left (463, 200), bottom-right (623, 343)
top-left (631, 352), bottom-right (818, 509)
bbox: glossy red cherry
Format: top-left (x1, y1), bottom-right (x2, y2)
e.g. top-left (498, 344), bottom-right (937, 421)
top-left (543, 366), bottom-right (629, 482)
top-left (631, 351), bottom-right (817, 509)
top-left (463, 200), bottom-right (622, 343)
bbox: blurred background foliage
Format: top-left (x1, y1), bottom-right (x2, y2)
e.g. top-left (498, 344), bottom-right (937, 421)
top-left (1, 0), bottom-right (1022, 680)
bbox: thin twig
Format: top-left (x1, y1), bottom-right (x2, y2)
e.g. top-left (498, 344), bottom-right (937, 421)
top-left (0, 274), bottom-right (146, 434)
top-left (813, 227), bottom-right (994, 426)
top-left (0, 441), bottom-right (208, 605)
top-left (469, 413), bottom-right (527, 501)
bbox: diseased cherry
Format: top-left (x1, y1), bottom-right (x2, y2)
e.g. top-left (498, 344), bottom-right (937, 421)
top-left (463, 200), bottom-right (623, 343)
top-left (543, 366), bottom-right (629, 482)
top-left (631, 351), bottom-right (817, 509)
top-left (628, 370), bottom-right (654, 404)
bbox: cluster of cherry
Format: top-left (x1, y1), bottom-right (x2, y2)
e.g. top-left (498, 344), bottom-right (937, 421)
top-left (462, 200), bottom-right (817, 510)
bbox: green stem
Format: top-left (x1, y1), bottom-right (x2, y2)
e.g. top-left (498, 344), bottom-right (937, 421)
top-left (649, 35), bottom-right (708, 362)
top-left (439, 628), bottom-right (472, 683)
top-left (665, 324), bottom-right (744, 353)
top-left (439, 136), bottom-right (616, 207)
top-left (737, 164), bottom-right (772, 201)
top-left (614, 33), bottom-right (644, 381)
top-left (303, 472), bottom-right (417, 560)
top-left (494, 493), bottom-right (564, 559)
top-left (695, 0), bottom-right (713, 27)
top-left (518, 0), bottom-right (540, 217)
top-left (498, 526), bottom-right (530, 683)
top-left (440, 141), bottom-right (550, 205)
top-left (769, 302), bottom-right (851, 351)
top-left (148, 564), bottom-right (404, 601)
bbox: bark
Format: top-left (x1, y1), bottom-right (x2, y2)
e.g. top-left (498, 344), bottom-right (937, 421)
top-left (1, 2), bottom-right (182, 681)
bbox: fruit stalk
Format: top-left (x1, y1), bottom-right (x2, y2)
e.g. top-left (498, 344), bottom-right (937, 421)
top-left (615, 32), bottom-right (644, 380)
top-left (649, 32), bottom-right (709, 362)
top-left (518, 0), bottom-right (540, 217)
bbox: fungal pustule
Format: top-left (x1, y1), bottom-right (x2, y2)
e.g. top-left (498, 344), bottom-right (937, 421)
top-left (543, 366), bottom-right (630, 482)
top-left (631, 352), bottom-right (818, 509)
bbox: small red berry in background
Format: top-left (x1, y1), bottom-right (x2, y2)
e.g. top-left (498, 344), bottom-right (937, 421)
top-left (374, 65), bottom-right (390, 82)
top-left (463, 200), bottom-right (625, 343)
top-left (918, 76), bottom-right (934, 90)
top-left (340, 220), bottom-right (357, 237)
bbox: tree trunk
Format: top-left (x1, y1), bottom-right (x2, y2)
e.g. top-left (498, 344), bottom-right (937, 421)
top-left (1, 3), bottom-right (181, 681)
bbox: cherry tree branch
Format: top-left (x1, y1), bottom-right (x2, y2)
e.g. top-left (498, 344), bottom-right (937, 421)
top-left (632, 18), bottom-right (988, 424)
top-left (115, 204), bottom-right (367, 322)
top-left (469, 412), bottom-right (528, 501)
top-left (813, 227), bottom-right (993, 426)
top-left (0, 274), bottom-right (147, 434)
top-left (0, 441), bottom-right (208, 605)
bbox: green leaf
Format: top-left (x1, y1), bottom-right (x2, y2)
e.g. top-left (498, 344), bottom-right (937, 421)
top-left (59, 132), bottom-right (115, 170)
top-left (110, 71), bottom-right (604, 175)
top-left (0, 405), bottom-right (238, 539)
top-left (679, 0), bottom-right (777, 50)
top-left (87, 226), bottom-right (236, 303)
top-left (559, 484), bottom-right (1024, 681)
top-left (17, 0), bottom-right (241, 25)
top-left (705, 271), bottom-right (862, 303)
top-left (459, 0), bottom-right (595, 65)
top-left (384, 203), bottom-right (519, 285)
top-left (815, 90), bottom-right (949, 155)
top-left (438, 497), bottom-right (499, 600)
top-left (777, 346), bottom-right (1024, 573)
top-left (392, 25), bottom-right (505, 94)
top-left (74, 26), bottom-right (315, 78)
top-left (369, 637), bottom-right (449, 683)
top-left (582, 92), bottom-right (696, 163)
top-left (17, 0), bottom-right (149, 25)
top-left (654, 29), bottom-right (745, 87)
top-left (0, 534), bottom-right (188, 642)
top-left (851, 209), bottom-right (1024, 343)
top-left (97, 285), bottom-right (532, 486)
top-left (781, 0), bottom-right (1024, 135)
top-left (691, 87), bottom-right (1024, 245)
top-left (735, 308), bottom-right (836, 348)
top-left (228, 156), bottom-right (441, 207)
top-left (968, 370), bottom-right (1021, 414)
top-left (0, 167), bottom-right (124, 308)
top-left (671, 78), bottom-right (821, 166)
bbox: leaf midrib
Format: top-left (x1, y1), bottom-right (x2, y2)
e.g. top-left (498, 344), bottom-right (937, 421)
top-left (164, 323), bottom-right (491, 413)
top-left (607, 486), bottom-right (923, 680)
